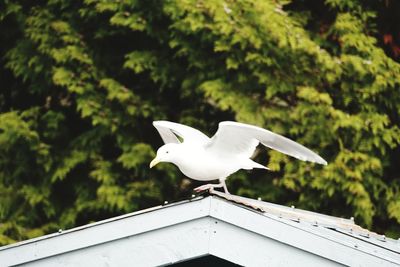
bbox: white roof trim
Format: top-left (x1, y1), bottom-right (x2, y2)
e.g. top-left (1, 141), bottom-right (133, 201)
top-left (0, 195), bottom-right (399, 266)
top-left (211, 190), bottom-right (399, 252)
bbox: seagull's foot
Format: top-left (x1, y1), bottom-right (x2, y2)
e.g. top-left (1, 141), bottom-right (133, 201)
top-left (193, 181), bottom-right (230, 194)
top-left (193, 183), bottom-right (218, 193)
top-left (194, 183), bottom-right (223, 193)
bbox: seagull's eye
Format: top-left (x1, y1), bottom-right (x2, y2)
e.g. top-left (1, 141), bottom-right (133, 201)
top-left (166, 151), bottom-right (169, 154)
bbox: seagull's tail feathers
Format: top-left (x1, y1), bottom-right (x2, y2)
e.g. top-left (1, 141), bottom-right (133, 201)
top-left (242, 159), bottom-right (270, 170)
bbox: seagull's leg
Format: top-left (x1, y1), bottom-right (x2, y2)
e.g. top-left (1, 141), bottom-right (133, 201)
top-left (219, 178), bottom-right (230, 194)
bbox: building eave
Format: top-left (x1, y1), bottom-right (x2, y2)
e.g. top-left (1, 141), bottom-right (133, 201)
top-left (0, 194), bottom-right (399, 266)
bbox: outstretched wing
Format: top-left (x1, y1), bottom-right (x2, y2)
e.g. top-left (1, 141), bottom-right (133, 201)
top-left (153, 120), bottom-right (210, 144)
top-left (206, 121), bottom-right (327, 165)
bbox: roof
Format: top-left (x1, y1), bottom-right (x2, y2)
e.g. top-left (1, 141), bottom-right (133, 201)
top-left (0, 191), bottom-right (399, 266)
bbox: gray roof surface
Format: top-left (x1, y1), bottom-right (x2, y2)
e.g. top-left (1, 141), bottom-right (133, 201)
top-left (210, 190), bottom-right (400, 253)
top-left (0, 191), bottom-right (399, 266)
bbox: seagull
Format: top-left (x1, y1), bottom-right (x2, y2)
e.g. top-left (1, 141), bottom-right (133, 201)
top-left (150, 121), bottom-right (327, 194)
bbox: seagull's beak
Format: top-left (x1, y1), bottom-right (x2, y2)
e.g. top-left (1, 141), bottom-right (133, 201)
top-left (150, 157), bottom-right (160, 168)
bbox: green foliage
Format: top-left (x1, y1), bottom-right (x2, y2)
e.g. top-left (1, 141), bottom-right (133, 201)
top-left (1, 0), bottom-right (400, 244)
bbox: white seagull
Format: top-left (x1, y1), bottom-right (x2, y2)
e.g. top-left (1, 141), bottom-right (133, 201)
top-left (150, 121), bottom-right (327, 193)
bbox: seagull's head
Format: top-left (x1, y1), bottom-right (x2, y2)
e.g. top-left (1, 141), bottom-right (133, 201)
top-left (150, 143), bottom-right (181, 168)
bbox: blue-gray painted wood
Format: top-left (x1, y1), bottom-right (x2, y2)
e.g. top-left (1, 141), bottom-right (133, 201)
top-left (0, 195), bottom-right (399, 267)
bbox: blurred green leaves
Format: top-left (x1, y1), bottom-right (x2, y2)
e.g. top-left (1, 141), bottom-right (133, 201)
top-left (0, 0), bottom-right (399, 245)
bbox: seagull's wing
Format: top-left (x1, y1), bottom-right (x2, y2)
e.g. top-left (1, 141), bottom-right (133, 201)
top-left (153, 120), bottom-right (210, 144)
top-left (206, 121), bottom-right (327, 165)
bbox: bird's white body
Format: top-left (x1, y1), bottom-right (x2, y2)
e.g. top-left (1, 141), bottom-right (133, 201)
top-left (150, 120), bottom-right (327, 193)
top-left (169, 143), bottom-right (259, 181)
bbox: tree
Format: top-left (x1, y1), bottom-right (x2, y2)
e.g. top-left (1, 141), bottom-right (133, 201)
top-left (0, 0), bottom-right (399, 244)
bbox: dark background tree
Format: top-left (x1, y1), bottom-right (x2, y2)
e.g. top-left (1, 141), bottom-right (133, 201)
top-left (0, 0), bottom-right (399, 244)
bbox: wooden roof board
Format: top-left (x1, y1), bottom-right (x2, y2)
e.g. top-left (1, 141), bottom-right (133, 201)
top-left (0, 193), bottom-right (399, 267)
top-left (210, 190), bottom-right (400, 253)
